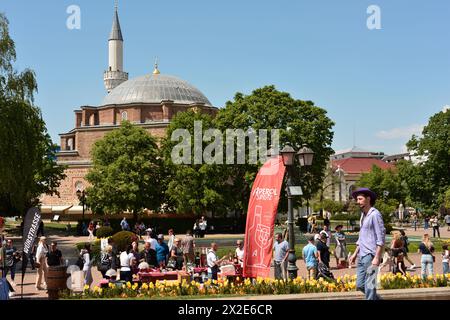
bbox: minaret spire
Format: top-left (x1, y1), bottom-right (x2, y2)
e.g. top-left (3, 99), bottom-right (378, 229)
top-left (104, 1), bottom-right (128, 93)
top-left (153, 57), bottom-right (160, 75)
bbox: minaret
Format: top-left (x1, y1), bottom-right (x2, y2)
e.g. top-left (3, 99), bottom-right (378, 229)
top-left (104, 1), bottom-right (128, 93)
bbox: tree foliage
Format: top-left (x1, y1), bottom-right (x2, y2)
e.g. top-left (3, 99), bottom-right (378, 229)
top-left (356, 165), bottom-right (406, 203)
top-left (85, 121), bottom-right (163, 217)
top-left (0, 13), bottom-right (65, 216)
top-left (161, 110), bottom-right (228, 216)
top-left (404, 109), bottom-right (450, 208)
top-left (214, 85), bottom-right (335, 213)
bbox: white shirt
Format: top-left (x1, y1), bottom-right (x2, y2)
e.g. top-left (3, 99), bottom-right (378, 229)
top-left (235, 247), bottom-right (244, 267)
top-left (207, 250), bottom-right (218, 273)
top-left (168, 235), bottom-right (175, 252)
top-left (199, 220), bottom-right (207, 231)
top-left (36, 243), bottom-right (48, 260)
top-left (120, 251), bottom-right (133, 271)
top-left (83, 252), bottom-right (91, 271)
top-left (431, 218), bottom-right (439, 227)
top-left (443, 250), bottom-right (449, 263)
top-left (145, 238), bottom-right (158, 250)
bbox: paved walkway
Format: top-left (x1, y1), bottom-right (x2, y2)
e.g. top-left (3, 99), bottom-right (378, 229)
top-left (3, 225), bottom-right (449, 300)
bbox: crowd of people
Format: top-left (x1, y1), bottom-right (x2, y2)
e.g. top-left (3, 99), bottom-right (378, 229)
top-left (1, 207), bottom-right (449, 299)
top-left (77, 226), bottom-right (245, 287)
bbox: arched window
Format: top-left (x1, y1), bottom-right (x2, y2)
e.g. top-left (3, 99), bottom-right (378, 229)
top-left (67, 138), bottom-right (74, 150)
top-left (121, 111), bottom-right (128, 121)
top-left (75, 181), bottom-right (84, 193)
top-left (89, 114), bottom-right (95, 126)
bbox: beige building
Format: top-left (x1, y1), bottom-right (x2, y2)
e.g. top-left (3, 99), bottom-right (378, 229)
top-left (41, 6), bottom-right (217, 215)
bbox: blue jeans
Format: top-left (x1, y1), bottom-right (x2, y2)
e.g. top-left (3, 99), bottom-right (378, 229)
top-left (420, 254), bottom-right (434, 279)
top-left (443, 262), bottom-right (449, 275)
top-left (2, 265), bottom-right (16, 281)
top-left (356, 254), bottom-right (379, 300)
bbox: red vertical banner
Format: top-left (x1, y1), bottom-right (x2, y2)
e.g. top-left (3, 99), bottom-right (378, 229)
top-left (243, 156), bottom-right (285, 278)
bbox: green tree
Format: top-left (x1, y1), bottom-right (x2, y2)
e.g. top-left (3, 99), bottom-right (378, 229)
top-left (356, 165), bottom-right (407, 203)
top-left (85, 121), bottom-right (162, 218)
top-left (214, 86), bottom-right (335, 213)
top-left (0, 13), bottom-right (65, 216)
top-left (404, 109), bottom-right (450, 208)
top-left (312, 199), bottom-right (344, 214)
top-left (444, 188), bottom-right (450, 209)
top-left (161, 110), bottom-right (228, 216)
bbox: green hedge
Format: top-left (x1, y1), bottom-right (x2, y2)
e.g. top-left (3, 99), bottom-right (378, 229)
top-left (111, 231), bottom-right (138, 252)
top-left (96, 226), bottom-right (114, 238)
top-left (77, 216), bottom-right (246, 236)
top-left (331, 213), bottom-right (360, 221)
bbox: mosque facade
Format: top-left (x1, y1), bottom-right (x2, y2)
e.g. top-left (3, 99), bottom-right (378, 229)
top-left (40, 5), bottom-right (217, 214)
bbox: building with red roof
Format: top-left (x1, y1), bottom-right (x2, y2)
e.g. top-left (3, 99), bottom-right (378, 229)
top-left (323, 147), bottom-right (395, 203)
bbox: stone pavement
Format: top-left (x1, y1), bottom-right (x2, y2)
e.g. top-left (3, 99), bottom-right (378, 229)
top-left (3, 225), bottom-right (449, 300)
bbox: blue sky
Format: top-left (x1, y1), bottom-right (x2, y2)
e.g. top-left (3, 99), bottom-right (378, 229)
top-left (1, 0), bottom-right (449, 155)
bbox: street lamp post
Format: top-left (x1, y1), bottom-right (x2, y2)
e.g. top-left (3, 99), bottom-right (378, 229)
top-left (76, 189), bottom-right (86, 221)
top-left (280, 144), bottom-right (314, 280)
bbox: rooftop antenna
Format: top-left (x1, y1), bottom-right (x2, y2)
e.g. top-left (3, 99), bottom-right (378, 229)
top-left (115, 0), bottom-right (118, 11)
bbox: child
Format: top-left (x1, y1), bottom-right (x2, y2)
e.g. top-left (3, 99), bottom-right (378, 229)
top-left (394, 250), bottom-right (406, 275)
top-left (442, 244), bottom-right (449, 275)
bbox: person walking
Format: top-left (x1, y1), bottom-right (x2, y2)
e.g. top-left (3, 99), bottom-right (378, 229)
top-left (424, 216), bottom-right (430, 230)
top-left (430, 216), bottom-right (440, 238)
top-left (81, 243), bottom-right (93, 287)
top-left (411, 213), bottom-right (418, 231)
top-left (199, 216), bottom-right (208, 238)
top-left (35, 236), bottom-right (49, 290)
top-left (442, 244), bottom-right (449, 275)
top-left (334, 225), bottom-right (348, 269)
top-left (120, 217), bottom-right (129, 231)
top-left (87, 222), bottom-right (95, 241)
top-left (193, 220), bottom-right (200, 238)
top-left (317, 232), bottom-right (331, 269)
top-left (273, 233), bottom-right (289, 281)
top-left (302, 235), bottom-right (318, 279)
top-left (349, 188), bottom-right (385, 300)
top-left (418, 234), bottom-right (434, 279)
top-left (399, 230), bottom-right (415, 270)
top-left (444, 213), bottom-right (450, 232)
top-left (2, 239), bottom-right (19, 287)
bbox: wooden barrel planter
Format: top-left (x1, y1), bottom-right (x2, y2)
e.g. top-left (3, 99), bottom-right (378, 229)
top-left (47, 266), bottom-right (68, 300)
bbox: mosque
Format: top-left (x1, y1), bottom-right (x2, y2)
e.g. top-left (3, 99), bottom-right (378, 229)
top-left (40, 5), bottom-right (218, 215)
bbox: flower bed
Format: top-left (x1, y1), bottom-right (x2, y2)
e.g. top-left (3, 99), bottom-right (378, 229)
top-left (62, 273), bottom-right (450, 299)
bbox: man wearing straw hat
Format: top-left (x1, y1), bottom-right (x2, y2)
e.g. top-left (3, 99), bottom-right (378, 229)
top-left (349, 188), bottom-right (385, 300)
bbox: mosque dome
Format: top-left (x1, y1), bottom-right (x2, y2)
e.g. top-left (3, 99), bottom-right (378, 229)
top-left (102, 73), bottom-right (212, 107)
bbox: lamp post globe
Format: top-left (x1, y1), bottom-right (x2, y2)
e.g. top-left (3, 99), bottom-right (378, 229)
top-left (280, 145), bottom-right (296, 166)
top-left (280, 144), bottom-right (314, 280)
top-left (297, 145), bottom-right (314, 167)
